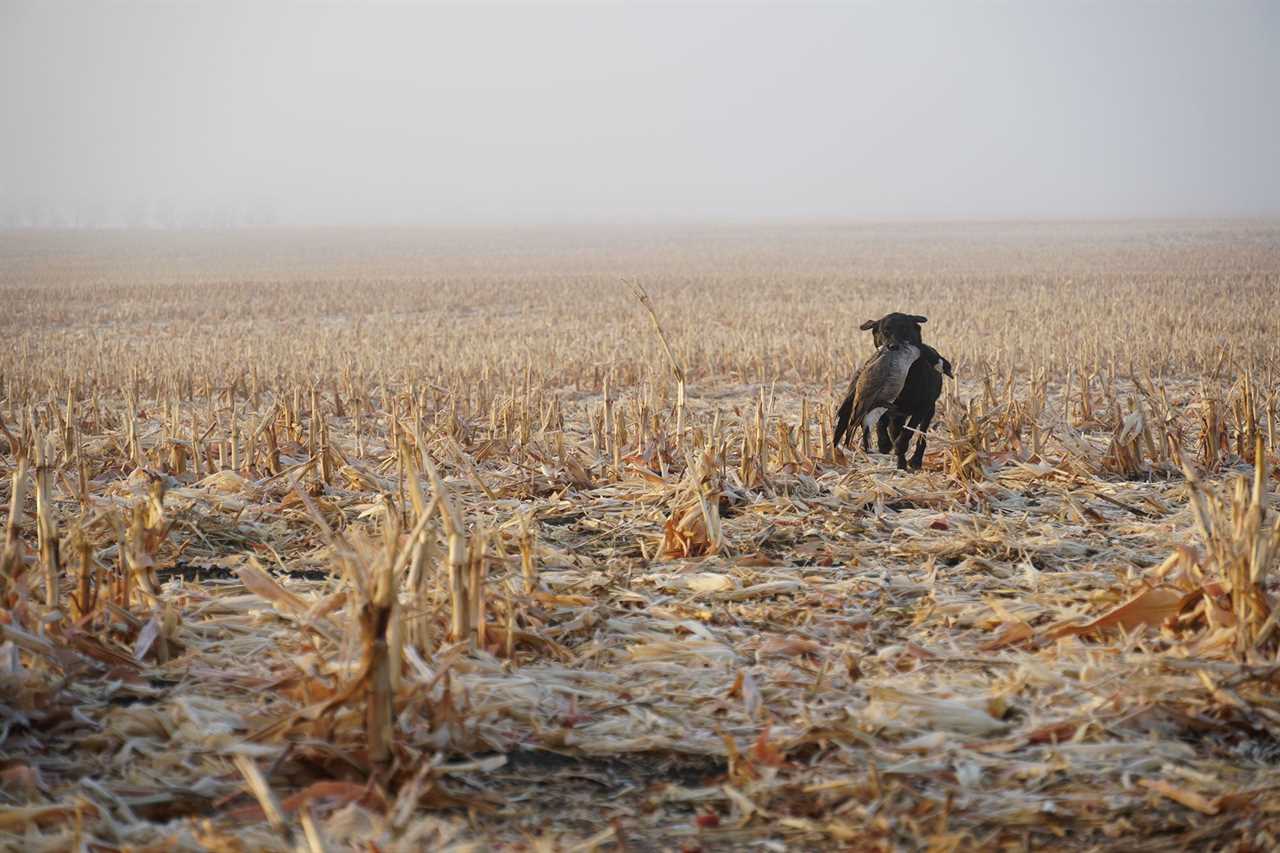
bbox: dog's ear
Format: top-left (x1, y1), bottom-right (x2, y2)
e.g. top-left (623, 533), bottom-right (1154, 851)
top-left (909, 315), bottom-right (928, 324)
top-left (859, 319), bottom-right (878, 331)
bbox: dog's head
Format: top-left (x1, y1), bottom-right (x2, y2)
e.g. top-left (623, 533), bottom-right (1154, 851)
top-left (859, 313), bottom-right (927, 348)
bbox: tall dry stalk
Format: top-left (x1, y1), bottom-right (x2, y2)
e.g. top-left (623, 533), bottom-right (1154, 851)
top-left (1181, 437), bottom-right (1280, 659)
top-left (627, 280), bottom-right (687, 455)
top-left (942, 397), bottom-right (989, 483)
top-left (1, 454), bottom-right (31, 599)
top-left (1101, 402), bottom-right (1147, 478)
top-left (33, 438), bottom-right (59, 609)
top-left (421, 452), bottom-right (472, 646)
top-left (364, 551), bottom-right (396, 765)
top-left (659, 448), bottom-right (726, 558)
top-left (518, 511), bottom-right (537, 593)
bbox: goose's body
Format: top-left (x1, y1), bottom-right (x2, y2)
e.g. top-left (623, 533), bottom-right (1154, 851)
top-left (833, 342), bottom-right (919, 452)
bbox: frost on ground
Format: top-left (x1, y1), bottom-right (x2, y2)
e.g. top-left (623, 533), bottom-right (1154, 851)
top-left (2, 222), bottom-right (1279, 850)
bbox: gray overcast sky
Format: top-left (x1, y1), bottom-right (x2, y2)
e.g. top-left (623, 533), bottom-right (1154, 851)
top-left (2, 1), bottom-right (1277, 225)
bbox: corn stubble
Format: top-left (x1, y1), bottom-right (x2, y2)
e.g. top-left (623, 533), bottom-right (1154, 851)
top-left (1, 222), bottom-right (1280, 850)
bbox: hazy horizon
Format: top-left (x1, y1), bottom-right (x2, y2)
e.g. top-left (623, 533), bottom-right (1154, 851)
top-left (3, 1), bottom-right (1278, 228)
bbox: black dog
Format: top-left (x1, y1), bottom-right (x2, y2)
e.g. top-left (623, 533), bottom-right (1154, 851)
top-left (834, 313), bottom-right (953, 469)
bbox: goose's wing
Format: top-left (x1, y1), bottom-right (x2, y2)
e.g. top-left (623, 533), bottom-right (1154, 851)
top-left (832, 363), bottom-right (863, 447)
top-left (851, 348), bottom-right (899, 419)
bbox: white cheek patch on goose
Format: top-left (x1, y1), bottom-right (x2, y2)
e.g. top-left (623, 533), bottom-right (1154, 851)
top-left (863, 406), bottom-right (887, 430)
top-left (933, 361), bottom-right (944, 374)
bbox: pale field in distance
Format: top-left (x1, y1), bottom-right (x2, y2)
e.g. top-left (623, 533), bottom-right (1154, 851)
top-left (3, 222), bottom-right (1279, 393)
top-left (1, 221), bottom-right (1279, 850)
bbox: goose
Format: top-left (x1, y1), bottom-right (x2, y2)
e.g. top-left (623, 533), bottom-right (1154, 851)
top-left (833, 341), bottom-right (920, 458)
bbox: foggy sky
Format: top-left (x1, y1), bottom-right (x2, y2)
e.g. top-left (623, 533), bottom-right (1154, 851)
top-left (2, 1), bottom-right (1277, 226)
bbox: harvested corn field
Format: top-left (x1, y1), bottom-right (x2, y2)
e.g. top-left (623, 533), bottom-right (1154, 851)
top-left (2, 221), bottom-right (1280, 851)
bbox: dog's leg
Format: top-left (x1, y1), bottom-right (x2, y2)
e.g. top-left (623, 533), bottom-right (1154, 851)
top-left (893, 415), bottom-right (913, 470)
top-left (877, 414), bottom-right (897, 454)
top-left (909, 406), bottom-right (936, 470)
